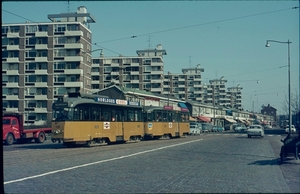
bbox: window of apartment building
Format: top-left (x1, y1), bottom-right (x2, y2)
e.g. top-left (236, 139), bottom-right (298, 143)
top-left (36, 38), bottom-right (48, 44)
top-left (36, 101), bottom-right (47, 108)
top-left (54, 24), bottom-right (66, 32)
top-left (66, 37), bottom-right (78, 44)
top-left (144, 66), bottom-right (152, 72)
top-left (92, 67), bottom-right (100, 72)
top-left (104, 75), bottom-right (111, 81)
top-left (132, 58), bottom-right (139, 63)
top-left (35, 113), bottom-right (47, 121)
top-left (36, 88), bottom-right (47, 95)
top-left (103, 67), bottom-right (112, 73)
top-left (36, 51), bottom-right (47, 57)
top-left (26, 37), bottom-right (36, 45)
top-left (66, 62), bottom-right (79, 69)
top-left (8, 51), bottom-right (19, 58)
top-left (66, 49), bottom-right (77, 56)
top-left (54, 75), bottom-right (66, 82)
top-left (3, 101), bottom-right (18, 108)
top-left (2, 51), bottom-right (8, 58)
top-left (54, 62), bottom-right (66, 69)
top-left (103, 59), bottom-right (111, 64)
top-left (54, 49), bottom-right (66, 57)
top-left (10, 26), bottom-right (20, 33)
top-left (26, 25), bottom-right (38, 33)
top-left (152, 58), bottom-right (162, 63)
top-left (67, 24), bottom-right (78, 31)
top-left (2, 37), bottom-right (8, 46)
top-left (54, 87), bottom-right (67, 95)
top-left (6, 75), bottom-right (19, 83)
top-left (143, 74), bottom-right (151, 81)
top-left (112, 59), bottom-right (119, 63)
top-left (54, 37), bottom-right (66, 44)
top-left (92, 59), bottom-right (100, 64)
top-left (25, 50), bottom-right (36, 58)
top-left (66, 75), bottom-right (78, 82)
top-left (143, 83), bottom-right (151, 89)
top-left (38, 25), bottom-right (48, 32)
top-left (2, 26), bottom-right (9, 34)
top-left (92, 76), bottom-right (99, 81)
top-left (144, 59), bottom-right (151, 64)
top-left (5, 63), bottom-right (19, 70)
top-left (92, 84), bottom-right (99, 89)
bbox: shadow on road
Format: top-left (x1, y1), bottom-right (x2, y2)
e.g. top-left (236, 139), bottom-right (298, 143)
top-left (248, 158), bottom-right (280, 166)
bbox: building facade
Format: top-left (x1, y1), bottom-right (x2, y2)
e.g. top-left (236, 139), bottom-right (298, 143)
top-left (2, 6), bottom-right (95, 126)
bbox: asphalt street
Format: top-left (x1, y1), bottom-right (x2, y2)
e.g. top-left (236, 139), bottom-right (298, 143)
top-left (3, 129), bottom-right (300, 193)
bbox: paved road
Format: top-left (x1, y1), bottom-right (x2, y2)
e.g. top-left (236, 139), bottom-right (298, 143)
top-left (3, 131), bottom-right (300, 193)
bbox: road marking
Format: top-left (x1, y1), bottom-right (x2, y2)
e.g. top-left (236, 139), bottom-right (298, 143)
top-left (4, 138), bottom-right (203, 185)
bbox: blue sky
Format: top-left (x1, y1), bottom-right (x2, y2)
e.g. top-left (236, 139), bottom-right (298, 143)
top-left (2, 1), bottom-right (299, 114)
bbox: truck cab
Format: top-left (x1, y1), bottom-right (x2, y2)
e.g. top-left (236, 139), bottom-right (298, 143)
top-left (3, 115), bottom-right (22, 144)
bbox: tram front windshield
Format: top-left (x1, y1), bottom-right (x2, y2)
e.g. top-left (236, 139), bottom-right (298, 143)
top-left (53, 107), bottom-right (73, 121)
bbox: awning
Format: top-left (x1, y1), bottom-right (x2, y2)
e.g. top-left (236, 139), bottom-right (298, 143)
top-left (197, 116), bottom-right (211, 123)
top-left (237, 119), bottom-right (245, 123)
top-left (178, 102), bottom-right (187, 108)
top-left (225, 118), bottom-right (237, 123)
top-left (189, 116), bottom-right (196, 121)
top-left (244, 120), bottom-right (250, 124)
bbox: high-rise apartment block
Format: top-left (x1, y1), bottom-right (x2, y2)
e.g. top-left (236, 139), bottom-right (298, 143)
top-left (91, 44), bottom-right (166, 94)
top-left (2, 6), bottom-right (95, 126)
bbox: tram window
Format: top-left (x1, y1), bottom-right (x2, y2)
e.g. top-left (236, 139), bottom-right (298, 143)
top-left (102, 109), bottom-right (111, 121)
top-left (73, 108), bottom-right (79, 120)
top-left (162, 111), bottom-right (168, 122)
top-left (127, 110), bottom-right (135, 121)
top-left (91, 106), bottom-right (101, 121)
top-left (172, 113), bottom-right (178, 122)
top-left (168, 112), bottom-right (173, 122)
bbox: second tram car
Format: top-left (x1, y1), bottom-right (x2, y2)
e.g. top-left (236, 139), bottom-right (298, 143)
top-left (143, 106), bottom-right (190, 139)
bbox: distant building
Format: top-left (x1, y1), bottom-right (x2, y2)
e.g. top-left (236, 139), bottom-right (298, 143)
top-left (261, 104), bottom-right (277, 124)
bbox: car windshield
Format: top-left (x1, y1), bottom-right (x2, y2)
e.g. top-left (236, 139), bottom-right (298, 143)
top-left (190, 125), bottom-right (196, 128)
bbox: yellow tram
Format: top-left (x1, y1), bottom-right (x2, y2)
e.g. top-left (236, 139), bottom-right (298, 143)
top-left (51, 93), bottom-right (144, 146)
top-left (143, 105), bottom-right (190, 140)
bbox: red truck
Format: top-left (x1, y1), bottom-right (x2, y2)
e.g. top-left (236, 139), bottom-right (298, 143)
top-left (3, 112), bottom-right (52, 145)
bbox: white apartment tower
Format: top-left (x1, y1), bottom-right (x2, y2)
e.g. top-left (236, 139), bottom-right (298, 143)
top-left (91, 44), bottom-right (166, 94)
top-left (2, 6), bottom-right (95, 126)
top-left (163, 64), bottom-right (204, 102)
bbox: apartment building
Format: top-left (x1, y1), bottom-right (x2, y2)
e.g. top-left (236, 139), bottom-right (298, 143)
top-left (2, 6), bottom-right (95, 126)
top-left (227, 84), bottom-right (243, 110)
top-left (163, 64), bottom-right (204, 102)
top-left (91, 44), bottom-right (166, 94)
top-left (204, 76), bottom-right (228, 106)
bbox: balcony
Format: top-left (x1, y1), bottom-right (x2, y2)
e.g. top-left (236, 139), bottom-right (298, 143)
top-left (5, 82), bottom-right (19, 87)
top-left (91, 71), bottom-right (100, 76)
top-left (5, 70), bottom-right (19, 75)
top-left (64, 82), bottom-right (82, 87)
top-left (4, 94), bottom-right (19, 100)
top-left (7, 32), bottom-right (19, 38)
top-left (91, 80), bottom-right (99, 84)
top-left (150, 71), bottom-right (163, 74)
top-left (130, 71), bottom-right (139, 75)
top-left (35, 44), bottom-right (48, 50)
top-left (35, 31), bottom-right (48, 37)
top-left (150, 79), bottom-right (162, 83)
top-left (64, 43), bottom-right (83, 49)
top-left (64, 31), bottom-right (83, 36)
top-left (34, 95), bottom-right (48, 100)
top-left (35, 70), bottom-right (48, 74)
top-left (35, 82), bottom-right (48, 87)
top-left (34, 107), bottom-right (48, 113)
top-left (64, 69), bottom-right (83, 75)
top-left (6, 45), bottom-right (19, 50)
top-left (64, 56), bottom-right (83, 61)
top-left (35, 57), bottom-right (48, 62)
top-left (6, 58), bottom-right (19, 63)
top-left (5, 108), bottom-right (18, 112)
top-left (150, 88), bottom-right (162, 92)
top-left (130, 80), bottom-right (139, 83)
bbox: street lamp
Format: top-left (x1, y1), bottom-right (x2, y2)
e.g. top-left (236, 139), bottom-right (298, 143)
top-left (265, 39), bottom-right (292, 135)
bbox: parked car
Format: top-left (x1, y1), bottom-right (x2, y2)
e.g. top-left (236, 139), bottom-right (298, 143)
top-left (285, 125), bottom-right (296, 133)
top-left (212, 126), bottom-right (224, 132)
top-left (235, 126), bottom-right (248, 132)
top-left (202, 123), bottom-right (213, 133)
top-left (247, 125), bottom-right (264, 138)
top-left (189, 123), bottom-right (202, 135)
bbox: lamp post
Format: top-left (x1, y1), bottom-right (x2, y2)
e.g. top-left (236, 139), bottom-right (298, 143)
top-left (265, 39), bottom-right (292, 135)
